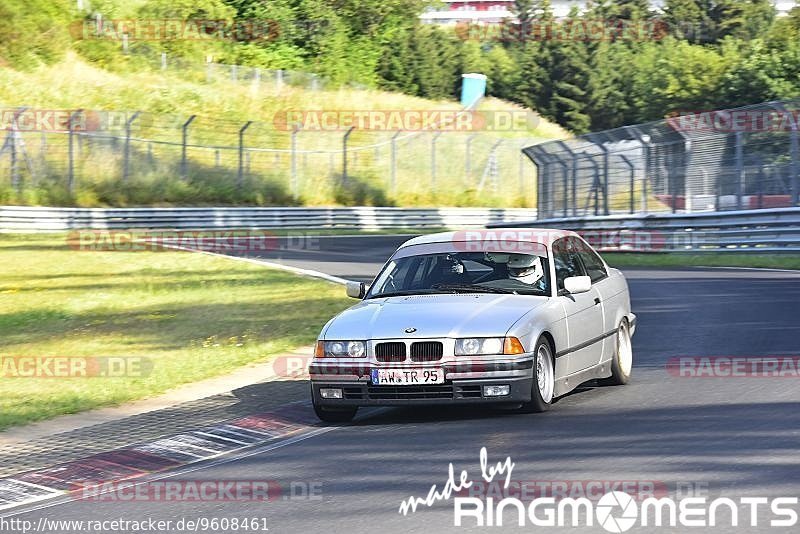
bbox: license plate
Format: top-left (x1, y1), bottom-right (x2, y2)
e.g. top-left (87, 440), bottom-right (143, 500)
top-left (371, 368), bottom-right (444, 385)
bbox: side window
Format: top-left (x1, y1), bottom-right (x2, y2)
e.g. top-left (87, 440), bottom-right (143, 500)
top-left (576, 243), bottom-right (608, 283)
top-left (552, 239), bottom-right (586, 291)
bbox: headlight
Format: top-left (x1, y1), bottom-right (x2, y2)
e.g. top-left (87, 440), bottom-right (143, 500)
top-left (316, 340), bottom-right (366, 358)
top-left (455, 337), bottom-right (525, 356)
top-left (455, 337), bottom-right (504, 356)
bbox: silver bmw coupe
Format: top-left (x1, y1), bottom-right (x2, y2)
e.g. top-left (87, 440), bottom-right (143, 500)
top-left (309, 229), bottom-right (636, 422)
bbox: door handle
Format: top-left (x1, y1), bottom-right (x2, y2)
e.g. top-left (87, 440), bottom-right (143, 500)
top-left (594, 297), bottom-right (601, 305)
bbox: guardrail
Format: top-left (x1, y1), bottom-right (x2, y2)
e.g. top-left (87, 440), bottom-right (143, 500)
top-left (488, 207), bottom-right (800, 253)
top-left (0, 206), bottom-right (537, 232)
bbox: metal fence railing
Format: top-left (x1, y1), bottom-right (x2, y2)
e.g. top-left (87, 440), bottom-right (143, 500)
top-left (0, 206), bottom-right (538, 232)
top-left (489, 207), bottom-right (800, 253)
top-left (0, 106), bottom-right (543, 208)
top-left (526, 100), bottom-right (800, 219)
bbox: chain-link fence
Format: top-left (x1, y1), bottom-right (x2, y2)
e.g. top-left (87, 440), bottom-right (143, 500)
top-left (527, 100), bottom-right (800, 219)
top-left (143, 51), bottom-right (357, 93)
top-left (0, 107), bottom-right (543, 207)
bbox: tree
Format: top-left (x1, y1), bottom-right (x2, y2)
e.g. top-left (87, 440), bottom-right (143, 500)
top-left (547, 20), bottom-right (592, 133)
top-left (409, 25), bottom-right (462, 99)
top-left (588, 41), bottom-right (638, 130)
top-left (663, 0), bottom-right (776, 43)
top-left (509, 0), bottom-right (555, 116)
top-left (0, 0), bottom-right (72, 67)
top-left (712, 0), bottom-right (775, 41)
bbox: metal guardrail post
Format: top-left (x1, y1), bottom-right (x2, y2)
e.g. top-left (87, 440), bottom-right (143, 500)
top-left (584, 133), bottom-right (610, 215)
top-left (342, 126), bottom-right (355, 187)
top-left (465, 133), bottom-right (477, 184)
top-left (238, 120), bottom-right (253, 189)
top-left (628, 127), bottom-right (651, 213)
top-left (390, 131), bottom-right (400, 194)
top-left (579, 155), bottom-right (601, 216)
top-left (431, 132), bottom-right (442, 191)
top-left (671, 128), bottom-right (693, 214)
top-left (602, 148), bottom-right (610, 215)
top-left (8, 107), bottom-right (26, 193)
top-left (123, 111), bottom-right (141, 182)
top-left (67, 109), bottom-right (83, 194)
top-left (181, 115), bottom-right (196, 180)
top-left (735, 130), bottom-right (745, 211)
top-left (773, 102), bottom-right (799, 206)
top-left (554, 141), bottom-right (580, 217)
top-left (518, 140), bottom-right (528, 196)
top-left (619, 155), bottom-right (636, 214)
top-left (792, 127), bottom-right (799, 206)
top-left (522, 145), bottom-right (549, 219)
top-left (291, 125), bottom-right (300, 199)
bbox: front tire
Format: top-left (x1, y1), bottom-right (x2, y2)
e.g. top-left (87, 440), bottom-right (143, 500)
top-left (522, 337), bottom-right (555, 413)
top-left (600, 320), bottom-right (633, 386)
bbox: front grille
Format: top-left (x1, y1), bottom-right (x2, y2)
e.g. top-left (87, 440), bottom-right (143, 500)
top-left (375, 342), bottom-right (406, 362)
top-left (455, 384), bottom-right (482, 398)
top-left (342, 387), bottom-right (365, 400)
top-left (366, 385), bottom-right (453, 400)
top-left (410, 341), bottom-right (444, 362)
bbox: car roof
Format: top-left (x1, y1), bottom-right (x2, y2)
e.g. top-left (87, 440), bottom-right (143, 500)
top-left (398, 228), bottom-right (580, 249)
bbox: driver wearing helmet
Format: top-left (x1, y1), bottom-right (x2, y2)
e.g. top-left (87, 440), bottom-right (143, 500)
top-left (507, 255), bottom-right (544, 285)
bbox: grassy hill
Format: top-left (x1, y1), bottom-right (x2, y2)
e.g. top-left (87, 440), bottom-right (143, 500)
top-left (0, 54), bottom-right (566, 207)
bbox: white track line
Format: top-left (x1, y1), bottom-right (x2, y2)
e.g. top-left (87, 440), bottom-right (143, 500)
top-left (0, 425), bottom-right (339, 518)
top-left (698, 265), bottom-right (800, 273)
top-left (162, 243), bottom-right (350, 285)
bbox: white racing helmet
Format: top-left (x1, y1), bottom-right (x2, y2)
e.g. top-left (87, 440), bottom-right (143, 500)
top-left (507, 255), bottom-right (544, 285)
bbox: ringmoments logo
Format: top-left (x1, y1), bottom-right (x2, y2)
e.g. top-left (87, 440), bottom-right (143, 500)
top-left (398, 448), bottom-right (799, 530)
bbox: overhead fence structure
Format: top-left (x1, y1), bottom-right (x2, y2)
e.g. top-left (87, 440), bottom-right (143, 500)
top-left (526, 100), bottom-right (800, 219)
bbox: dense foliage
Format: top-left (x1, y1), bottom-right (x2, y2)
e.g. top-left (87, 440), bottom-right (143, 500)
top-left (1, 0), bottom-right (799, 133)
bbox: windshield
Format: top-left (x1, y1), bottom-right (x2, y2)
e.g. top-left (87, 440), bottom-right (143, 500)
top-left (367, 251), bottom-right (551, 298)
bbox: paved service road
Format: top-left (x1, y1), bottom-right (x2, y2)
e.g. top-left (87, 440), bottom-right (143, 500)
top-left (6, 236), bottom-right (800, 533)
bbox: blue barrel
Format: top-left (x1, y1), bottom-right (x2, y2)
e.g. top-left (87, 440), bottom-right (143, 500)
top-left (461, 73), bottom-right (487, 107)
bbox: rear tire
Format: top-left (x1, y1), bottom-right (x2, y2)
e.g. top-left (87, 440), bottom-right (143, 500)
top-left (522, 337), bottom-right (555, 413)
top-left (600, 320), bottom-right (632, 386)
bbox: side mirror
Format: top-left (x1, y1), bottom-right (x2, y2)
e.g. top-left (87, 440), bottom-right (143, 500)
top-left (346, 281), bottom-right (368, 299)
top-left (563, 275), bottom-right (591, 295)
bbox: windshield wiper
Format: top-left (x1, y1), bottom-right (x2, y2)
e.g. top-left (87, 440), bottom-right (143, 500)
top-left (367, 289), bottom-right (438, 299)
top-left (430, 283), bottom-right (516, 294)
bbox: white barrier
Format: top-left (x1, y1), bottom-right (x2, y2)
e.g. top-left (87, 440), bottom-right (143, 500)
top-left (0, 206), bottom-right (537, 232)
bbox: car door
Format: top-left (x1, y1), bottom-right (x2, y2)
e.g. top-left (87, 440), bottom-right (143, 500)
top-left (552, 238), bottom-right (604, 374)
top-left (573, 239), bottom-right (614, 365)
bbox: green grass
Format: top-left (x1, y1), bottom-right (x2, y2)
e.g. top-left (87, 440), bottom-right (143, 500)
top-left (604, 253), bottom-right (800, 270)
top-left (0, 233), bottom-right (351, 430)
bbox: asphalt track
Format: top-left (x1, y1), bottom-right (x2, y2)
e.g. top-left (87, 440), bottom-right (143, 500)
top-left (5, 235), bottom-right (800, 533)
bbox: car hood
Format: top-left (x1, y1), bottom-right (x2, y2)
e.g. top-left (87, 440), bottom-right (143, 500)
top-left (323, 294), bottom-right (549, 339)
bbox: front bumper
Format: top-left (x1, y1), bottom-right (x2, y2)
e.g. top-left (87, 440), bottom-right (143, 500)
top-left (312, 377), bottom-right (533, 406)
top-left (310, 356), bottom-right (534, 406)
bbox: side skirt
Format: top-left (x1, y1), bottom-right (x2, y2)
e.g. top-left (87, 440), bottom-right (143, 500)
top-left (554, 361), bottom-right (612, 397)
